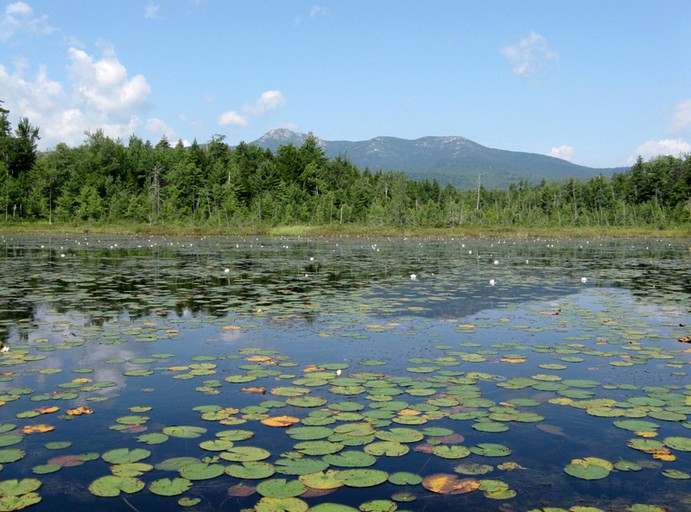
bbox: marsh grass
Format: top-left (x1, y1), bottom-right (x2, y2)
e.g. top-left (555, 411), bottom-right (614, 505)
top-left (1, 220), bottom-right (688, 239)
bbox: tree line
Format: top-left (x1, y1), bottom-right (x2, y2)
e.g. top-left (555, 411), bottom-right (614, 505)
top-left (1, 103), bottom-right (690, 229)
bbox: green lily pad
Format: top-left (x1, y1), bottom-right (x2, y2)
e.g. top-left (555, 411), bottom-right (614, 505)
top-left (216, 429), bottom-right (254, 441)
top-left (388, 472), bottom-right (423, 485)
top-left (294, 440), bottom-right (344, 456)
top-left (0, 435), bottom-right (23, 448)
top-left (0, 479), bottom-right (41, 496)
top-left (254, 497), bottom-right (309, 512)
top-left (162, 426), bottom-right (207, 438)
top-left (256, 478), bottom-right (307, 498)
top-left (199, 439), bottom-right (235, 451)
top-left (148, 477), bottom-right (193, 496)
top-left (432, 445), bottom-right (471, 459)
top-left (88, 475), bottom-right (145, 497)
top-left (613, 460), bottom-right (642, 471)
top-left (364, 441), bottom-right (409, 457)
top-left (335, 469), bottom-right (389, 487)
top-left (358, 499), bottom-right (397, 512)
top-left (110, 463), bottom-right (153, 477)
top-left (137, 432), bottom-right (169, 445)
top-left (225, 461), bottom-right (276, 479)
top-left (178, 462), bottom-right (225, 480)
top-left (299, 470), bottom-right (344, 490)
top-left (374, 428), bottom-right (424, 443)
top-left (155, 457), bottom-right (199, 471)
top-left (44, 441), bottom-right (71, 450)
top-left (286, 426), bottom-right (334, 440)
top-left (0, 493), bottom-right (41, 511)
top-left (220, 446), bottom-right (272, 462)
top-left (102, 448), bottom-right (151, 464)
top-left (323, 450), bottom-right (377, 468)
top-left (472, 422), bottom-right (509, 433)
top-left (613, 419), bottom-right (660, 432)
top-left (469, 444), bottom-right (511, 457)
top-left (32, 464), bottom-right (61, 474)
top-left (564, 458), bottom-right (612, 480)
top-left (661, 469), bottom-right (690, 479)
top-left (421, 427), bottom-right (455, 437)
top-left (178, 497), bottom-right (201, 507)
top-left (0, 449), bottom-right (26, 463)
top-left (663, 436), bottom-right (691, 451)
top-left (285, 396), bottom-right (328, 408)
top-left (274, 457), bottom-right (330, 476)
top-left (454, 462), bottom-right (494, 475)
top-left (306, 505), bottom-right (358, 512)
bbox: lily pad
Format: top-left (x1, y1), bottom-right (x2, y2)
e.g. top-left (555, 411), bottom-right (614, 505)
top-left (148, 477), bottom-right (192, 496)
top-left (0, 493), bottom-right (41, 511)
top-left (225, 461), bottom-right (276, 479)
top-left (335, 469), bottom-right (389, 487)
top-left (256, 478), bottom-right (307, 498)
top-left (299, 470), bottom-right (344, 490)
top-left (178, 462), bottom-right (225, 480)
top-left (255, 497), bottom-right (309, 512)
top-left (388, 472), bottom-right (423, 485)
top-left (564, 458), bottom-right (612, 480)
top-left (663, 436), bottom-right (691, 451)
top-left (88, 475), bottom-right (145, 497)
top-left (220, 446), bottom-right (272, 462)
top-left (0, 479), bottom-right (41, 496)
top-left (323, 450), bottom-right (377, 468)
top-left (469, 444), bottom-right (511, 457)
top-left (162, 425), bottom-right (207, 438)
top-left (364, 441), bottom-right (409, 457)
top-left (102, 448), bottom-right (151, 464)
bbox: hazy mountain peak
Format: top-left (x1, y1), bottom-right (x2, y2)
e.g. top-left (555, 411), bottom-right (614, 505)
top-left (251, 130), bottom-right (626, 189)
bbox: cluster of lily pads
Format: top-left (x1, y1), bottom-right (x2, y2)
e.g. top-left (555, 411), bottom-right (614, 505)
top-left (0, 236), bottom-right (689, 512)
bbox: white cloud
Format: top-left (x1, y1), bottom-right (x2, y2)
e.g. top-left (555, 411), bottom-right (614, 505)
top-left (310, 5), bottom-right (326, 18)
top-left (145, 117), bottom-right (177, 139)
top-left (632, 138), bottom-right (691, 163)
top-left (669, 99), bottom-right (691, 133)
top-left (68, 47), bottom-right (151, 118)
top-left (548, 145), bottom-right (574, 161)
top-left (501, 32), bottom-right (558, 79)
top-left (217, 90), bottom-right (286, 128)
top-left (144, 2), bottom-right (160, 20)
top-left (0, 1), bottom-right (54, 41)
top-left (245, 90), bottom-right (286, 116)
top-left (218, 110), bottom-right (249, 127)
top-left (0, 45), bottom-right (155, 148)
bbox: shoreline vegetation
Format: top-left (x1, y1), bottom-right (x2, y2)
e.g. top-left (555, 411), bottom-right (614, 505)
top-left (2, 102), bottom-right (690, 238)
top-left (1, 221), bottom-right (689, 239)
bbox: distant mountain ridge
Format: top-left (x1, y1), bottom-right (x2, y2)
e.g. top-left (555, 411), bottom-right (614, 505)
top-left (251, 129), bottom-right (627, 189)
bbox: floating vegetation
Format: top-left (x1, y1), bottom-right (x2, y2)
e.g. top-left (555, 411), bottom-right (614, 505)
top-left (0, 235), bottom-right (688, 511)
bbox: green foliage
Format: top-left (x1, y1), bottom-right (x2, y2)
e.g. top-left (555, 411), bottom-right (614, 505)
top-left (0, 100), bottom-right (689, 229)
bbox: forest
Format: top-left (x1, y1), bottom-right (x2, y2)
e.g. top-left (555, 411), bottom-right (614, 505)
top-left (1, 103), bottom-right (690, 230)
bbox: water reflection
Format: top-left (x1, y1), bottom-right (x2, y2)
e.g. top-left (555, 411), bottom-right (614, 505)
top-left (1, 236), bottom-right (689, 338)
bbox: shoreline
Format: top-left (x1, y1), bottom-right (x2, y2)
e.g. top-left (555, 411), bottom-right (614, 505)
top-left (1, 222), bottom-right (689, 239)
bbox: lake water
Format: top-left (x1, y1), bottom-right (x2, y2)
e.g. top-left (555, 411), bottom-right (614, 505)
top-left (0, 234), bottom-right (689, 512)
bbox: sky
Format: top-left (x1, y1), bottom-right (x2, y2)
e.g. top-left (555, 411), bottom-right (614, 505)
top-left (1, 1), bottom-right (690, 168)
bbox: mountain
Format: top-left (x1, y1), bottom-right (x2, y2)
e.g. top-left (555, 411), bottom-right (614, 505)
top-left (251, 129), bottom-right (627, 189)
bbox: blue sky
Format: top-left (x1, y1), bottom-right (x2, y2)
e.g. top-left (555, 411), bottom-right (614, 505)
top-left (1, 1), bottom-right (689, 168)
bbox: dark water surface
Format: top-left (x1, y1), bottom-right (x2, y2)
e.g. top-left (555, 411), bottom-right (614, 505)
top-left (0, 234), bottom-right (689, 512)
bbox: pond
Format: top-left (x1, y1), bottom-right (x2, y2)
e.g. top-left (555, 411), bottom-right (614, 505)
top-left (0, 234), bottom-right (689, 512)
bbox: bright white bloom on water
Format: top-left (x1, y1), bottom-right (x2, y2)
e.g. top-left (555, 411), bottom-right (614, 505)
top-left (493, 260), bottom-right (499, 265)
top-left (224, 268), bottom-right (230, 273)
top-left (581, 277), bottom-right (588, 283)
top-left (489, 279), bottom-right (496, 286)
top-left (1, 345), bottom-right (8, 353)
top-left (410, 274), bottom-right (418, 281)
